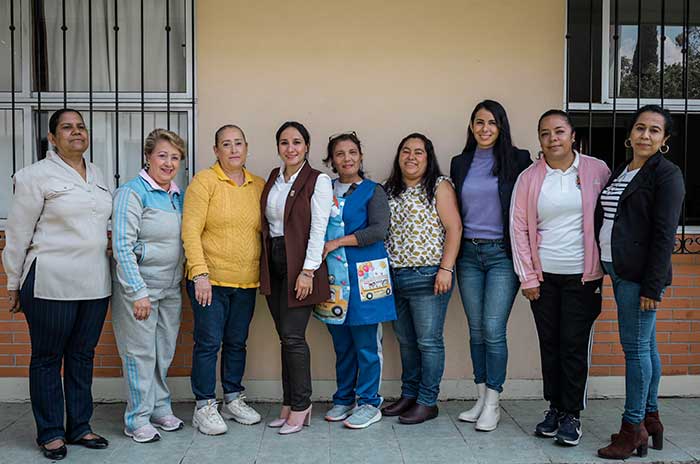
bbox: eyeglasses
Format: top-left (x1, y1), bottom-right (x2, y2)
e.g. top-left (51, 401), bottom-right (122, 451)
top-left (328, 131), bottom-right (358, 142)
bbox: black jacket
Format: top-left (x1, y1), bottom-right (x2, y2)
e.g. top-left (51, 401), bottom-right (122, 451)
top-left (450, 148), bottom-right (532, 257)
top-left (594, 153), bottom-right (685, 300)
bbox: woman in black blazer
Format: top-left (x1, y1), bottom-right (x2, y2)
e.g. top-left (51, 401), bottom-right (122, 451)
top-left (449, 100), bottom-right (531, 431)
top-left (596, 105), bottom-right (685, 460)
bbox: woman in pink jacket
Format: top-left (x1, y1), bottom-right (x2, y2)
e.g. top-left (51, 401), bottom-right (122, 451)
top-left (510, 110), bottom-right (610, 447)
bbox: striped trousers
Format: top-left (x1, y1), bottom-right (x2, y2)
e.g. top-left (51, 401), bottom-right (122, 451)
top-left (19, 262), bottom-right (109, 445)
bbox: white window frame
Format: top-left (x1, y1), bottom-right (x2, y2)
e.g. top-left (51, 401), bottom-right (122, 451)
top-left (0, 0), bottom-right (197, 224)
top-left (567, 0), bottom-right (700, 112)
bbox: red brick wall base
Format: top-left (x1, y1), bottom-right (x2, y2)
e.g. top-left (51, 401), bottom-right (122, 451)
top-left (1, 231), bottom-right (699, 377)
top-left (592, 252), bottom-right (700, 376)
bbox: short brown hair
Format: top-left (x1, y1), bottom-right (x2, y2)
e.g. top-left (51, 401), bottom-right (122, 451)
top-left (144, 129), bottom-right (186, 161)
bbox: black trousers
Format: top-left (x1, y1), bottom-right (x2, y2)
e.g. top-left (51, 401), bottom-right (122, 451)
top-left (266, 237), bottom-right (313, 411)
top-left (530, 273), bottom-right (602, 416)
top-left (19, 262), bottom-right (109, 445)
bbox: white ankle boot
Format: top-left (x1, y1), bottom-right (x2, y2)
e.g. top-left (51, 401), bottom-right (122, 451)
top-left (458, 383), bottom-right (486, 423)
top-left (475, 388), bottom-right (500, 431)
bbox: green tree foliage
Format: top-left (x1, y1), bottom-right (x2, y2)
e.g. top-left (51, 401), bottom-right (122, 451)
top-left (617, 27), bottom-right (700, 99)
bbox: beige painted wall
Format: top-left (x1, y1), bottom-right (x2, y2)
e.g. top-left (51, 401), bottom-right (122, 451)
top-left (196, 0), bottom-right (565, 384)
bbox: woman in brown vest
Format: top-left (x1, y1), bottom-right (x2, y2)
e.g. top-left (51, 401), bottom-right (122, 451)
top-left (260, 121), bottom-right (333, 435)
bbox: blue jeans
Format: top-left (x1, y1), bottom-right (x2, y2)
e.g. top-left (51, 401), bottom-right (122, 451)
top-left (187, 282), bottom-right (257, 401)
top-left (603, 262), bottom-right (661, 424)
top-left (456, 240), bottom-right (520, 392)
top-left (391, 266), bottom-right (452, 406)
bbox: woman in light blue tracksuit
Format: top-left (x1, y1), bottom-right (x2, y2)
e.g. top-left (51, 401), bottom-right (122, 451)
top-left (112, 129), bottom-right (186, 443)
top-left (316, 132), bottom-right (396, 429)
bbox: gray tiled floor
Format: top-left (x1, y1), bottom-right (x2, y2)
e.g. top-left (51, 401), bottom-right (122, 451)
top-left (1, 399), bottom-right (699, 464)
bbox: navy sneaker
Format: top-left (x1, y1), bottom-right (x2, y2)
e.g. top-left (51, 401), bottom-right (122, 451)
top-left (555, 414), bottom-right (582, 446)
top-left (535, 407), bottom-right (562, 437)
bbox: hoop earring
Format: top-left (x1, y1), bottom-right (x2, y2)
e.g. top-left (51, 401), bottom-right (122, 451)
top-left (145, 161), bottom-right (151, 170)
top-left (659, 144), bottom-right (669, 154)
top-left (537, 150), bottom-right (544, 160)
top-left (624, 139), bottom-right (632, 148)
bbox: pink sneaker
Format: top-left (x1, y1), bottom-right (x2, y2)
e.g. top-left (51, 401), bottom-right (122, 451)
top-left (151, 414), bottom-right (184, 432)
top-left (124, 424), bottom-right (161, 443)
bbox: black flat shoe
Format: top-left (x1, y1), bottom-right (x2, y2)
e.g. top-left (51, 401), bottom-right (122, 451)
top-left (40, 443), bottom-right (67, 460)
top-left (69, 433), bottom-right (109, 449)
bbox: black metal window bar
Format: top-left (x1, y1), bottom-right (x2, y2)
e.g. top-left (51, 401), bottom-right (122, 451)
top-left (1, 0), bottom-right (196, 220)
top-left (566, 0), bottom-right (698, 254)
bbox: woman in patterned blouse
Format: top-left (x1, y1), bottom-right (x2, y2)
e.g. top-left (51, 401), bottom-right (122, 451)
top-left (381, 133), bottom-right (462, 424)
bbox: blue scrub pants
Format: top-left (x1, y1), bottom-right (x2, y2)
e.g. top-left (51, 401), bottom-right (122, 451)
top-left (327, 323), bottom-right (383, 408)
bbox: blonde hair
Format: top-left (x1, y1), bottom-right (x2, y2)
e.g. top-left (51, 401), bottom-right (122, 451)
top-left (144, 129), bottom-right (186, 163)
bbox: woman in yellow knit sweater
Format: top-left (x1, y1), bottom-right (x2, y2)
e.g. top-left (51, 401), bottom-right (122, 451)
top-left (182, 125), bottom-right (265, 435)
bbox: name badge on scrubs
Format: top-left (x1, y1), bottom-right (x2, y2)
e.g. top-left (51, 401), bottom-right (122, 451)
top-left (356, 258), bottom-right (392, 302)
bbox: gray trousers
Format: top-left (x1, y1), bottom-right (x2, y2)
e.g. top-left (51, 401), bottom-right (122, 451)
top-left (112, 284), bottom-right (182, 431)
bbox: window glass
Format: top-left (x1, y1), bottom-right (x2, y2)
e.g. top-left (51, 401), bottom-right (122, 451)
top-left (0, 109), bottom-right (24, 219)
top-left (568, 0), bottom-right (603, 103)
top-left (1, 1), bottom-right (193, 222)
top-left (37, 0), bottom-right (187, 92)
top-left (571, 110), bottom-right (698, 226)
top-left (36, 110), bottom-right (188, 191)
top-left (0, 1), bottom-right (22, 92)
top-left (610, 0), bottom-right (700, 99)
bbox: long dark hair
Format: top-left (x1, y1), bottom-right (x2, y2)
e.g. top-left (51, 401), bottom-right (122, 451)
top-left (462, 99), bottom-right (518, 182)
top-left (384, 132), bottom-right (443, 205)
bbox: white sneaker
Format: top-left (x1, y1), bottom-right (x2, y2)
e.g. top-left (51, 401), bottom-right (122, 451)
top-left (325, 403), bottom-right (356, 422)
top-left (220, 395), bottom-right (262, 425)
top-left (458, 383), bottom-right (486, 423)
top-left (192, 400), bottom-right (228, 435)
top-left (343, 404), bottom-right (382, 429)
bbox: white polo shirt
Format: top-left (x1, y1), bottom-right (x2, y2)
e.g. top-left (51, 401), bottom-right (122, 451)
top-left (536, 153), bottom-right (585, 275)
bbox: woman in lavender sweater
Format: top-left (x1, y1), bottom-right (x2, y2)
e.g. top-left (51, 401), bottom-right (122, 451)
top-left (449, 100), bottom-right (531, 431)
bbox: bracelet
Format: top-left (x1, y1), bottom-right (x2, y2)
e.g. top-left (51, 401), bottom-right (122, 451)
top-left (193, 273), bottom-right (209, 282)
top-left (439, 266), bottom-right (454, 274)
top-left (300, 270), bottom-right (314, 279)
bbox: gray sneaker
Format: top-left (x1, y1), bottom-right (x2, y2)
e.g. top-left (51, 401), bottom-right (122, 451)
top-left (343, 404), bottom-right (382, 429)
top-left (325, 403), bottom-right (355, 422)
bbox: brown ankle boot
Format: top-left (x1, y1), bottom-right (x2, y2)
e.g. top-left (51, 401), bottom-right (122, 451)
top-left (644, 411), bottom-right (664, 450)
top-left (598, 420), bottom-right (649, 460)
top-left (610, 411), bottom-right (664, 449)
